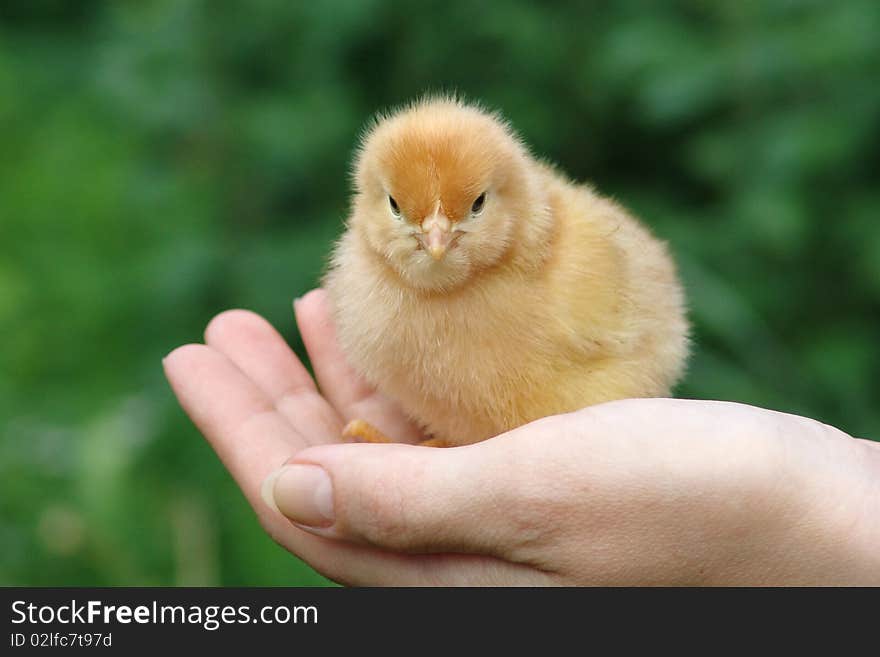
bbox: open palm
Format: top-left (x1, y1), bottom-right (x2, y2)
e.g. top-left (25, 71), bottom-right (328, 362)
top-left (164, 289), bottom-right (543, 584)
top-left (165, 289), bottom-right (879, 586)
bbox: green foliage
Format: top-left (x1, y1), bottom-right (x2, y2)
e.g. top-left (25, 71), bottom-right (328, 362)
top-left (1, 0), bottom-right (878, 585)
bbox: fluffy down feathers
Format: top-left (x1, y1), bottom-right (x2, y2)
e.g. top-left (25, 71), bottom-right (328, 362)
top-left (324, 97), bottom-right (689, 446)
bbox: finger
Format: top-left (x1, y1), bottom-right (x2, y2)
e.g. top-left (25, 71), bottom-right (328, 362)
top-left (204, 309), bottom-right (343, 446)
top-left (163, 344), bottom-right (300, 502)
top-left (263, 428), bottom-right (559, 560)
top-left (295, 289), bottom-right (423, 443)
top-left (287, 532), bottom-right (551, 586)
top-left (163, 344), bottom-right (524, 585)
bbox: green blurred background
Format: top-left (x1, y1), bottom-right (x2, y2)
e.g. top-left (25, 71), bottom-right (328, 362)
top-left (2, 0), bottom-right (878, 586)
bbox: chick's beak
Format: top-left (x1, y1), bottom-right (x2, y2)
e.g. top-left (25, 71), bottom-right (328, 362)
top-left (424, 225), bottom-right (452, 260)
top-left (419, 213), bottom-right (454, 261)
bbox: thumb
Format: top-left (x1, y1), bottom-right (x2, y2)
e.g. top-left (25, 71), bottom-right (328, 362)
top-left (260, 437), bottom-right (539, 556)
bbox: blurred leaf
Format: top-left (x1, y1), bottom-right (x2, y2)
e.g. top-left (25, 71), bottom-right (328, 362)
top-left (1, 0), bottom-right (877, 586)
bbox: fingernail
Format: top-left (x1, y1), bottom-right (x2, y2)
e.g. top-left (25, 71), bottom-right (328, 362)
top-left (262, 464), bottom-right (335, 527)
top-left (260, 469), bottom-right (283, 514)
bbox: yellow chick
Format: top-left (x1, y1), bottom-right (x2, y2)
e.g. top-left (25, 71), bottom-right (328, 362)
top-left (323, 97), bottom-right (689, 447)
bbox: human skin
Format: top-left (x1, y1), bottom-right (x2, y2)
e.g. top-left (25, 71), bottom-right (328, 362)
top-left (162, 289), bottom-right (880, 585)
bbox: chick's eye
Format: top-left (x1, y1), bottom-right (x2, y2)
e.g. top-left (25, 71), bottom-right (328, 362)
top-left (471, 192), bottom-right (486, 215)
top-left (388, 195), bottom-right (401, 217)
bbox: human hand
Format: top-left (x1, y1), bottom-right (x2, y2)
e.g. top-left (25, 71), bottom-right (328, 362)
top-left (164, 290), bottom-right (880, 585)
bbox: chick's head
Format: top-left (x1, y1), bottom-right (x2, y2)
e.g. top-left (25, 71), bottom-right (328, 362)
top-left (352, 98), bottom-right (539, 291)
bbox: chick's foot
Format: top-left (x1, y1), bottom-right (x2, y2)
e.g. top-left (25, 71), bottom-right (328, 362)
top-left (342, 419), bottom-right (394, 444)
top-left (342, 419), bottom-right (447, 447)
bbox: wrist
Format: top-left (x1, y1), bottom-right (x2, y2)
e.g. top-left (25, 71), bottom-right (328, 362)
top-left (787, 428), bottom-right (880, 585)
top-left (841, 438), bottom-right (880, 582)
top-left (708, 418), bottom-right (880, 586)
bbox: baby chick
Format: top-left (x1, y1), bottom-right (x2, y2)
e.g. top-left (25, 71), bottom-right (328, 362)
top-left (324, 97), bottom-right (689, 447)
